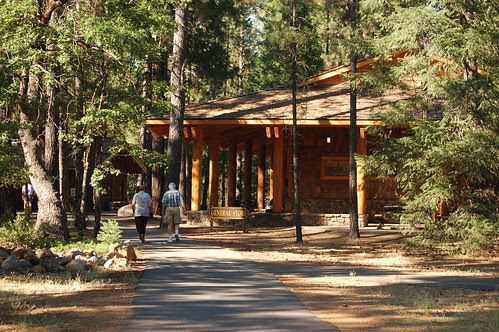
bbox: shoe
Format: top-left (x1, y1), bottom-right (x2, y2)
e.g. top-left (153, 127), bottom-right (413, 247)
top-left (175, 234), bottom-right (180, 242)
top-left (139, 234), bottom-right (145, 243)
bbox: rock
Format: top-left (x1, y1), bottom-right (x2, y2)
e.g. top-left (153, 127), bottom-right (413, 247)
top-left (66, 259), bottom-right (86, 273)
top-left (2, 256), bottom-right (21, 272)
top-left (67, 249), bottom-right (85, 259)
top-left (56, 256), bottom-right (72, 267)
top-left (11, 248), bottom-right (27, 259)
top-left (23, 249), bottom-right (37, 262)
top-left (28, 257), bottom-right (40, 266)
top-left (40, 256), bottom-right (59, 273)
top-left (117, 204), bottom-right (133, 217)
top-left (103, 258), bottom-right (128, 270)
top-left (106, 252), bottom-right (125, 260)
top-left (37, 248), bottom-right (55, 260)
top-left (30, 264), bottom-right (46, 274)
top-left (114, 244), bottom-right (137, 261)
top-left (0, 247), bottom-right (10, 259)
top-left (16, 259), bottom-right (32, 274)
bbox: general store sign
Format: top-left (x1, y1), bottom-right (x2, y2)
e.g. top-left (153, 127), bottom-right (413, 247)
top-left (209, 207), bottom-right (248, 220)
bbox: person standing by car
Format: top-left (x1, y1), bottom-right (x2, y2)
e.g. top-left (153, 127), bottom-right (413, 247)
top-left (161, 182), bottom-right (186, 243)
top-left (131, 185), bottom-right (153, 243)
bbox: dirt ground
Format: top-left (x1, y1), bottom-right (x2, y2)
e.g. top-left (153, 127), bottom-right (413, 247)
top-left (0, 257), bottom-right (144, 332)
top-left (1, 223), bottom-right (497, 331)
top-left (183, 225), bottom-right (498, 331)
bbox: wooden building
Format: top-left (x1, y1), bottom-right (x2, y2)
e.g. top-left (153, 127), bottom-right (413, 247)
top-left (147, 51), bottom-right (410, 223)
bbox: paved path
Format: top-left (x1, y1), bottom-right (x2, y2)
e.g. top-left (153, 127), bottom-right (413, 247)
top-left (121, 220), bottom-right (497, 331)
top-left (121, 223), bottom-right (337, 332)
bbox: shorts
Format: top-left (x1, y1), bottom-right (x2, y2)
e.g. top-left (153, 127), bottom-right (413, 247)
top-left (164, 206), bottom-right (181, 225)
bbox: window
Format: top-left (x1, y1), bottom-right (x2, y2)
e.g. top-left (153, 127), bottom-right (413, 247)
top-left (321, 157), bottom-right (349, 179)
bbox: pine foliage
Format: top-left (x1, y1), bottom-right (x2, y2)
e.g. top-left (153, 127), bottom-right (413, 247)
top-left (363, 1), bottom-right (498, 250)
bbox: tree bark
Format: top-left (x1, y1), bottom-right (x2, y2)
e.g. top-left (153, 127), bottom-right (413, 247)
top-left (291, 4), bottom-right (302, 242)
top-left (93, 137), bottom-right (103, 237)
top-left (349, 0), bottom-right (360, 239)
top-left (17, 67), bottom-right (69, 238)
top-left (151, 135), bottom-right (164, 216)
top-left (165, 3), bottom-right (188, 186)
top-left (79, 140), bottom-right (96, 231)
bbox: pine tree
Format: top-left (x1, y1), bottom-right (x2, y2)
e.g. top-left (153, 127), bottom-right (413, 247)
top-left (363, 0), bottom-right (499, 250)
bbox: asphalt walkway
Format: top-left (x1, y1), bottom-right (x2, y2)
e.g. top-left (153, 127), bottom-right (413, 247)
top-left (121, 223), bottom-right (338, 332)
top-left (120, 220), bottom-right (497, 331)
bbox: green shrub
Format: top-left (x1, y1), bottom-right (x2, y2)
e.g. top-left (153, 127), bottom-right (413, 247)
top-left (0, 214), bottom-right (34, 247)
top-left (50, 240), bottom-right (111, 257)
top-left (96, 219), bottom-right (122, 244)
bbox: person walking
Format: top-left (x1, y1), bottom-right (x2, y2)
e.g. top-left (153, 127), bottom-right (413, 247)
top-left (21, 183), bottom-right (35, 217)
top-left (131, 185), bottom-right (153, 243)
top-left (161, 182), bottom-right (186, 243)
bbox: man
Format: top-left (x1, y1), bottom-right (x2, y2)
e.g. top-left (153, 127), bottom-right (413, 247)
top-left (161, 182), bottom-right (186, 243)
top-left (21, 183), bottom-right (35, 216)
top-left (131, 185), bottom-right (153, 243)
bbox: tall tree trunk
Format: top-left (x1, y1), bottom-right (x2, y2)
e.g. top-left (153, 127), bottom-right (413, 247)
top-left (17, 67), bottom-right (69, 238)
top-left (166, 3), bottom-right (188, 186)
top-left (58, 114), bottom-right (70, 212)
top-left (348, 0), bottom-right (360, 239)
top-left (201, 148), bottom-right (209, 210)
top-left (44, 84), bottom-right (58, 178)
top-left (73, 71), bottom-right (85, 229)
top-left (79, 140), bottom-right (96, 232)
top-left (137, 64), bottom-right (152, 190)
top-left (291, 4), bottom-right (303, 242)
top-left (151, 135), bottom-right (164, 215)
top-left (93, 137), bottom-right (103, 237)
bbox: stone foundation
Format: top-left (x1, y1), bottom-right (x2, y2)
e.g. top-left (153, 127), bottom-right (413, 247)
top-left (186, 211), bottom-right (368, 227)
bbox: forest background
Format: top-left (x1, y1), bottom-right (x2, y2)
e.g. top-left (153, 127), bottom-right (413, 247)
top-left (0, 0), bottom-right (497, 251)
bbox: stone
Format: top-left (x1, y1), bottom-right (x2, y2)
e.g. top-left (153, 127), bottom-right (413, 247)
top-left (104, 258), bottom-right (128, 270)
top-left (56, 256), bottom-right (72, 267)
top-left (11, 248), bottom-right (27, 259)
top-left (28, 257), bottom-right (40, 266)
top-left (16, 259), bottom-right (32, 274)
top-left (69, 250), bottom-right (85, 259)
top-left (23, 249), bottom-right (37, 262)
top-left (2, 256), bottom-right (21, 272)
top-left (66, 259), bottom-right (86, 273)
top-left (37, 248), bottom-right (55, 260)
top-left (117, 204), bottom-right (133, 217)
top-left (30, 264), bottom-right (46, 274)
top-left (0, 247), bottom-right (10, 259)
top-left (40, 256), bottom-right (59, 273)
top-left (114, 244), bottom-right (137, 261)
top-left (106, 252), bottom-right (125, 260)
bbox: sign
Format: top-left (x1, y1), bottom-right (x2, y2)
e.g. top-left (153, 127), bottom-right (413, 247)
top-left (209, 207), bottom-right (248, 220)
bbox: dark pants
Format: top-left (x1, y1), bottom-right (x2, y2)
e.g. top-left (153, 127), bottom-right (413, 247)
top-left (134, 216), bottom-right (148, 236)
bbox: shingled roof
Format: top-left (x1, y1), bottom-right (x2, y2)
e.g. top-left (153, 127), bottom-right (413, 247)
top-left (181, 83), bottom-right (412, 121)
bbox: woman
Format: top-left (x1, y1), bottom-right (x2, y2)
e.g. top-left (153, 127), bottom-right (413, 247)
top-left (131, 185), bottom-right (153, 243)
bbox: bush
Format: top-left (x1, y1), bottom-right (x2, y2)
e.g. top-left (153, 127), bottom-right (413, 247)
top-left (96, 219), bottom-right (122, 245)
top-left (0, 214), bottom-right (54, 248)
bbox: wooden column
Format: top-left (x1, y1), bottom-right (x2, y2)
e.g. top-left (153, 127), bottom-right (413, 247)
top-left (208, 140), bottom-right (219, 208)
top-left (243, 140), bottom-right (252, 208)
top-left (357, 127), bottom-right (367, 220)
top-left (191, 127), bottom-right (203, 211)
top-left (257, 144), bottom-right (265, 209)
top-left (228, 136), bottom-right (237, 206)
top-left (271, 128), bottom-right (283, 212)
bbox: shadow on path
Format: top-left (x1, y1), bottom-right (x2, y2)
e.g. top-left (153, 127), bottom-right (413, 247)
top-left (121, 223), bottom-right (337, 332)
